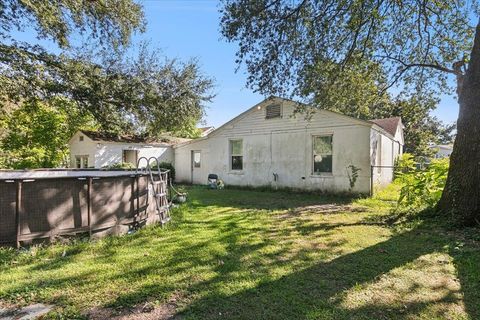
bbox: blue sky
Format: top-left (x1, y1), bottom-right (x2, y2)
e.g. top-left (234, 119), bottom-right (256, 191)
top-left (12, 0), bottom-right (459, 128)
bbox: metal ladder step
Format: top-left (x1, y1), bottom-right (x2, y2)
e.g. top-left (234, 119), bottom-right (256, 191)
top-left (154, 193), bottom-right (167, 198)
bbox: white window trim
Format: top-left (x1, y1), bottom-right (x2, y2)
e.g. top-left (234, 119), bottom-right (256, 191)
top-left (193, 150), bottom-right (201, 168)
top-left (311, 134), bottom-right (334, 175)
top-left (75, 155), bottom-right (89, 169)
top-left (229, 139), bottom-right (244, 172)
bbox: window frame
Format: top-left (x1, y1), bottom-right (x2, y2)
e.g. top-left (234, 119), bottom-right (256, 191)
top-left (312, 135), bottom-right (333, 175)
top-left (75, 155), bottom-right (89, 169)
top-left (229, 139), bottom-right (244, 171)
top-left (193, 150), bottom-right (201, 168)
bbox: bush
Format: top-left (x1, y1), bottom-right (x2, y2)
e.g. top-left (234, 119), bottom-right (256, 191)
top-left (150, 161), bottom-right (175, 181)
top-left (397, 158), bottom-right (449, 208)
top-left (104, 162), bottom-right (136, 170)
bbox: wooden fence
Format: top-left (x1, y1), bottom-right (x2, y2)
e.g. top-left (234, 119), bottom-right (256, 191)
top-left (0, 173), bottom-right (157, 247)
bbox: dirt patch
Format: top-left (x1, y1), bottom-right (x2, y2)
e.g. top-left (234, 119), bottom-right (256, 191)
top-left (278, 204), bottom-right (367, 218)
top-left (86, 293), bottom-right (186, 320)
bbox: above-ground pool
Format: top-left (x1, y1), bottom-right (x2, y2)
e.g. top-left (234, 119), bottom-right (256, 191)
top-left (0, 169), bottom-right (160, 247)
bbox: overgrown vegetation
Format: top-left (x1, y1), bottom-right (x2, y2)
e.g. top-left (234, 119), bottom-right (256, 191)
top-left (0, 186), bottom-right (478, 319)
top-left (394, 153), bottom-right (449, 211)
top-left (0, 1), bottom-right (215, 169)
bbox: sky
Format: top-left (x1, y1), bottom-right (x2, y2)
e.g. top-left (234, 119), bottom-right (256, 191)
top-left (11, 0), bottom-right (459, 128)
top-left (137, 0), bottom-right (459, 127)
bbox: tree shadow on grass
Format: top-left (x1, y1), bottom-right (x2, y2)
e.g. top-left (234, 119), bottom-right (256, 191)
top-left (173, 223), bottom-right (479, 320)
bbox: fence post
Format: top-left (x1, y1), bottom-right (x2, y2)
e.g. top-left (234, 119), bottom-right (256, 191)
top-left (87, 177), bottom-right (92, 238)
top-left (131, 176), bottom-right (135, 217)
top-left (370, 166), bottom-right (374, 197)
top-left (15, 180), bottom-right (22, 249)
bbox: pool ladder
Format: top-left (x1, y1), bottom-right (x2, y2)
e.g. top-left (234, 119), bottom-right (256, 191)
top-left (136, 157), bottom-right (171, 225)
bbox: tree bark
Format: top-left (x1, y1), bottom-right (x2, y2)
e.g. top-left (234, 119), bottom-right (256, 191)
top-left (437, 22), bottom-right (480, 226)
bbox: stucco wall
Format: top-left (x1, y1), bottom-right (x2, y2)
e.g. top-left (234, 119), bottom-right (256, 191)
top-left (175, 99), bottom-right (374, 193)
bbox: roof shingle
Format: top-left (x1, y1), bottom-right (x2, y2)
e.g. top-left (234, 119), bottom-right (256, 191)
top-left (371, 117), bottom-right (402, 136)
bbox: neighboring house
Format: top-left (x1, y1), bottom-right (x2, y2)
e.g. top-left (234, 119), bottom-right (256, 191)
top-left (429, 144), bottom-right (453, 158)
top-left (174, 97), bottom-right (404, 194)
top-left (68, 130), bottom-right (189, 168)
top-left (199, 126), bottom-right (215, 137)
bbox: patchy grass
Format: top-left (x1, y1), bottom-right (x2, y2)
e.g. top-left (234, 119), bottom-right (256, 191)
top-left (0, 185), bottom-right (479, 319)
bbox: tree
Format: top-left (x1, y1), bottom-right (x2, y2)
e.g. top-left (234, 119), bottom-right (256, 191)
top-left (0, 43), bottom-right (215, 136)
top-left (0, 0), bottom-right (144, 49)
top-left (220, 0), bottom-right (480, 226)
top-left (0, 98), bottom-right (96, 168)
top-left (0, 1), bottom-right (214, 142)
top-left (370, 95), bottom-right (456, 157)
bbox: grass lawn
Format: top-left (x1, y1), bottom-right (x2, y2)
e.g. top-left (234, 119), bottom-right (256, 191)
top-left (0, 185), bottom-right (479, 319)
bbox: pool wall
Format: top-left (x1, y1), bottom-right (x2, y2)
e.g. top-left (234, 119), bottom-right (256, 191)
top-left (0, 171), bottom-right (158, 247)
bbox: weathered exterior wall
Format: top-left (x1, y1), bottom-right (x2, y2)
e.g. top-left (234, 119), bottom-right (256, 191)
top-left (175, 99), bottom-right (374, 193)
top-left (69, 132), bottom-right (174, 168)
top-left (370, 127), bottom-right (402, 186)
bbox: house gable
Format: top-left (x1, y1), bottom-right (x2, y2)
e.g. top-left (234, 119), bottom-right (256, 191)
top-left (207, 96), bottom-right (374, 139)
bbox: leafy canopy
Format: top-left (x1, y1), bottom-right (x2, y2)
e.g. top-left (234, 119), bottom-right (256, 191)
top-left (220, 0), bottom-right (477, 99)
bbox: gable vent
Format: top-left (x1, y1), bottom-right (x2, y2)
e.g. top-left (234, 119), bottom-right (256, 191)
top-left (265, 104), bottom-right (281, 119)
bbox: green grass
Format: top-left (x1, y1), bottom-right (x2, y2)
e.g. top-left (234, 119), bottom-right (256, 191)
top-left (0, 185), bottom-right (479, 319)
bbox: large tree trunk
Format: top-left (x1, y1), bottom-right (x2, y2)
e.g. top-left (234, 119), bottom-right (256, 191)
top-left (437, 23), bottom-right (480, 226)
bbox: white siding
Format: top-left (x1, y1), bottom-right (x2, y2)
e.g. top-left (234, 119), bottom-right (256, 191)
top-left (94, 143), bottom-right (173, 168)
top-left (69, 132), bottom-right (97, 168)
top-left (69, 131), bottom-right (174, 168)
top-left (370, 128), bottom-right (400, 186)
top-left (175, 99), bottom-right (373, 193)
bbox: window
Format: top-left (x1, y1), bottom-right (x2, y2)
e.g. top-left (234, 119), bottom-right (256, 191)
top-left (79, 136), bottom-right (84, 141)
top-left (75, 155), bottom-right (89, 168)
top-left (265, 104), bottom-right (281, 119)
top-left (122, 150), bottom-right (138, 165)
top-left (313, 135), bottom-right (333, 174)
top-left (230, 139), bottom-right (243, 170)
top-left (193, 151), bottom-right (201, 168)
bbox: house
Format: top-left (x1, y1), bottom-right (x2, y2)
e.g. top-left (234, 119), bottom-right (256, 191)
top-left (173, 97), bottom-right (404, 193)
top-left (428, 144), bottom-right (453, 158)
top-left (68, 130), bottom-right (189, 168)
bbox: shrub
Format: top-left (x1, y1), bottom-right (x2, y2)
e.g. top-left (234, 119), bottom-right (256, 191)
top-left (150, 161), bottom-right (175, 181)
top-left (397, 158), bottom-right (449, 208)
top-left (104, 162), bottom-right (136, 170)
top-left (394, 153), bottom-right (416, 180)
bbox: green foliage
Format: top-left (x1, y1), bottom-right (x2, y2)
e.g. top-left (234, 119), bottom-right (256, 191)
top-left (0, 43), bottom-right (215, 137)
top-left (0, 98), bottom-right (96, 169)
top-left (104, 162), bottom-right (136, 170)
top-left (346, 165), bottom-right (361, 191)
top-left (0, 0), bottom-right (144, 49)
top-left (371, 95), bottom-right (456, 157)
top-left (148, 161), bottom-right (176, 181)
top-left (394, 153), bottom-right (416, 179)
top-left (398, 158), bottom-right (450, 208)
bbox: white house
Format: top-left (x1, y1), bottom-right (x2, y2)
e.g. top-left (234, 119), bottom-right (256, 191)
top-left (428, 144), bottom-right (453, 158)
top-left (68, 130), bottom-right (188, 168)
top-left (173, 97), bottom-right (404, 194)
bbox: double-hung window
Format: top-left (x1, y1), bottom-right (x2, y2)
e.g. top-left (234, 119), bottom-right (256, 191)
top-left (313, 135), bottom-right (333, 174)
top-left (230, 139), bottom-right (243, 171)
